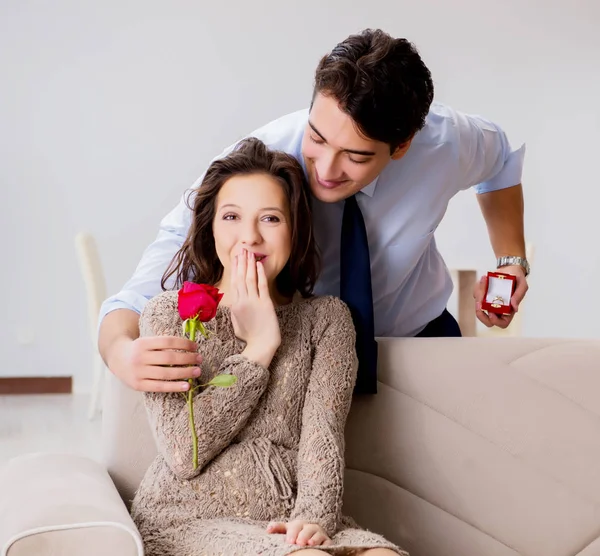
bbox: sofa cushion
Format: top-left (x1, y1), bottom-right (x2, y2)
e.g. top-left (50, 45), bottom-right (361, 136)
top-left (344, 337), bottom-right (600, 556)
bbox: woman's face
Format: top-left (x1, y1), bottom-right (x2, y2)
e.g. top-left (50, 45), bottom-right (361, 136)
top-left (213, 172), bottom-right (292, 289)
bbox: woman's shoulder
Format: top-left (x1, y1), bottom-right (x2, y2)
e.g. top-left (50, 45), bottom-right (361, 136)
top-left (293, 295), bottom-right (353, 327)
top-left (139, 290), bottom-right (181, 337)
top-left (291, 296), bottom-right (356, 354)
top-left (299, 294), bottom-right (350, 312)
top-left (142, 290), bottom-right (179, 316)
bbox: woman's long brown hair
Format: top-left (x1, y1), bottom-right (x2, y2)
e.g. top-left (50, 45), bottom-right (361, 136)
top-left (161, 137), bottom-right (319, 298)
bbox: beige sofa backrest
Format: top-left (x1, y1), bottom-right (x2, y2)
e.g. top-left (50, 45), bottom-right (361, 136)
top-left (103, 337), bottom-right (600, 556)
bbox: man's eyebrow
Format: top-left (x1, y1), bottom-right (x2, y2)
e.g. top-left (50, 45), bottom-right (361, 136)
top-left (308, 121), bottom-right (327, 141)
top-left (308, 121), bottom-right (376, 157)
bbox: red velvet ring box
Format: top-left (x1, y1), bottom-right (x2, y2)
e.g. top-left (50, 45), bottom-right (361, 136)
top-left (481, 271), bottom-right (516, 315)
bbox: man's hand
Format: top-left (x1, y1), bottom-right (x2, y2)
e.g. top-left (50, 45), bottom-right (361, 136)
top-left (107, 335), bottom-right (201, 392)
top-left (266, 520), bottom-right (332, 547)
top-left (473, 265), bottom-right (528, 329)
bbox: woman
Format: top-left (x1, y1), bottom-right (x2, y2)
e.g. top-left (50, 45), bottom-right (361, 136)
top-left (131, 137), bottom-right (406, 556)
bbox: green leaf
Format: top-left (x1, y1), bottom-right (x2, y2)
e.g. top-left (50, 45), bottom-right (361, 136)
top-left (207, 374), bottom-right (238, 388)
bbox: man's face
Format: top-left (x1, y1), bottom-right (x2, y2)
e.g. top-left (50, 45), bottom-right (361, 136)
top-left (301, 93), bottom-right (411, 203)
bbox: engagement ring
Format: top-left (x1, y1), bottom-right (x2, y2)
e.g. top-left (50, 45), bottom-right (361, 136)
top-left (491, 295), bottom-right (505, 308)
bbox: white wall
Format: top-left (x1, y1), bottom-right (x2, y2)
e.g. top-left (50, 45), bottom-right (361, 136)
top-left (1, 0), bottom-right (599, 392)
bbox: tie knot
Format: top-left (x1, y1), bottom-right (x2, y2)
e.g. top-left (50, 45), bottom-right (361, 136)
top-left (344, 195), bottom-right (361, 217)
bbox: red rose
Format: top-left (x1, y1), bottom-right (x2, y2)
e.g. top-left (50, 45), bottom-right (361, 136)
top-left (177, 281), bottom-right (223, 321)
top-left (176, 281), bottom-right (233, 471)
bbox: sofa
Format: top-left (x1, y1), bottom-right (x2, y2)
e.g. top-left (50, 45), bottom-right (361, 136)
top-left (2, 337), bottom-right (600, 556)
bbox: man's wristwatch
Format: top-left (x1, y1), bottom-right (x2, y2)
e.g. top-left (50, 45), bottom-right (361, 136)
top-left (497, 255), bottom-right (530, 277)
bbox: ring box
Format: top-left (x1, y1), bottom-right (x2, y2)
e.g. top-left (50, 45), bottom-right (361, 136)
top-left (482, 271), bottom-right (516, 315)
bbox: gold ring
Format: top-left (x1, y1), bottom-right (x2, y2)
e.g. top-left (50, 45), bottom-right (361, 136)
top-left (491, 295), bottom-right (505, 308)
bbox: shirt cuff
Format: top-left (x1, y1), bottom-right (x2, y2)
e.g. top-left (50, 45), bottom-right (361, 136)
top-left (97, 290), bottom-right (151, 332)
top-left (474, 142), bottom-right (526, 194)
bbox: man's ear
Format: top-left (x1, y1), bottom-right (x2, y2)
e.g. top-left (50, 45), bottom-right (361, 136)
top-left (391, 139), bottom-right (413, 160)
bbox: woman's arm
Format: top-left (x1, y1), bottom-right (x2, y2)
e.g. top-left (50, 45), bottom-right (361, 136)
top-left (139, 294), bottom-right (270, 481)
top-left (289, 297), bottom-right (358, 537)
top-left (144, 355), bottom-right (269, 480)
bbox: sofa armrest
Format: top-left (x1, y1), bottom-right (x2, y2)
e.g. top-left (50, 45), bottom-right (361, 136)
top-left (0, 453), bottom-right (143, 556)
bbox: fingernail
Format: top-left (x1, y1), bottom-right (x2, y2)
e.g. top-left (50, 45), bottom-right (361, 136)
top-left (180, 382), bottom-right (189, 391)
top-left (196, 354), bottom-right (203, 363)
top-left (192, 367), bottom-right (201, 377)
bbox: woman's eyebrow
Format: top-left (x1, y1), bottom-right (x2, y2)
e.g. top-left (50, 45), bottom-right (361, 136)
top-left (219, 204), bottom-right (285, 213)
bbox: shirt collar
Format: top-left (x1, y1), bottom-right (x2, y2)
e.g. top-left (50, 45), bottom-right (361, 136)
top-left (359, 176), bottom-right (379, 198)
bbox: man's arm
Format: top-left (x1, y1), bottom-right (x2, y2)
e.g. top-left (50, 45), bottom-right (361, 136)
top-left (98, 308), bottom-right (140, 365)
top-left (453, 109), bottom-right (528, 328)
top-left (454, 110), bottom-right (526, 194)
top-left (98, 193), bottom-right (203, 392)
top-left (477, 183), bottom-right (525, 260)
top-left (474, 183), bottom-right (529, 328)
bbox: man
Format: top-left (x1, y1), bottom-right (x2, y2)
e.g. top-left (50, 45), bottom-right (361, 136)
top-left (98, 28), bottom-right (529, 395)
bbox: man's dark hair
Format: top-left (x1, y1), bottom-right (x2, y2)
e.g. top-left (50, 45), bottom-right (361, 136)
top-left (313, 28), bottom-right (434, 152)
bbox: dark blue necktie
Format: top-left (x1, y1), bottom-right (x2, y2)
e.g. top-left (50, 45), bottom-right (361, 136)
top-left (340, 195), bottom-right (378, 395)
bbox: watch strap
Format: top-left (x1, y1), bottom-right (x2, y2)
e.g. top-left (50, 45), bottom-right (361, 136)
top-left (497, 255), bottom-right (530, 276)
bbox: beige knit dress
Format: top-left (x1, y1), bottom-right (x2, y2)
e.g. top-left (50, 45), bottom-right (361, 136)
top-left (130, 291), bottom-right (406, 556)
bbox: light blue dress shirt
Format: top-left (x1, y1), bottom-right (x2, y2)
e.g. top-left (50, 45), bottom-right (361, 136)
top-left (99, 102), bottom-right (525, 337)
